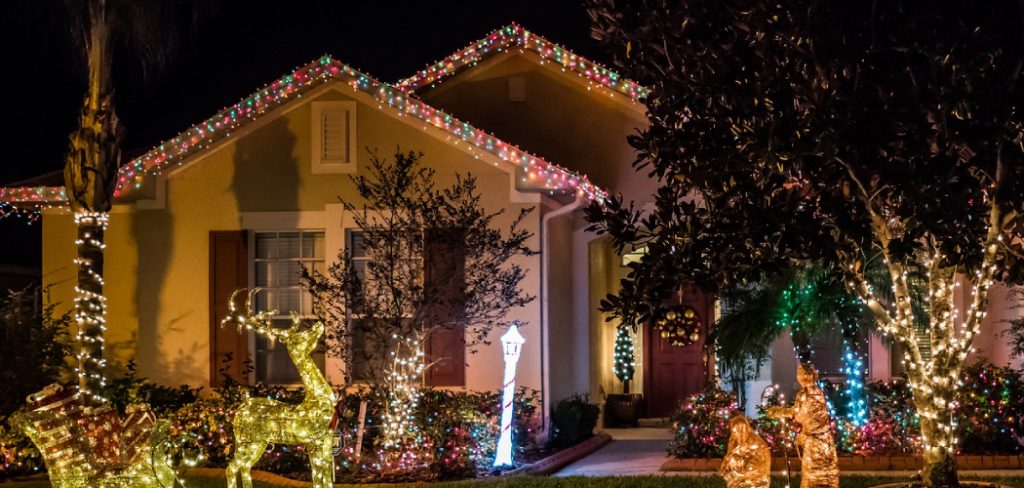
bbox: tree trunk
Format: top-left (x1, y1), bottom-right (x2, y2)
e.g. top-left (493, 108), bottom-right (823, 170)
top-left (63, 5), bottom-right (122, 404)
top-left (74, 213), bottom-right (109, 401)
top-left (915, 390), bottom-right (959, 487)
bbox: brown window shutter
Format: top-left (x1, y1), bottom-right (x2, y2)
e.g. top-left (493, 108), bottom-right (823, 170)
top-left (424, 230), bottom-right (466, 387)
top-left (209, 230), bottom-right (249, 386)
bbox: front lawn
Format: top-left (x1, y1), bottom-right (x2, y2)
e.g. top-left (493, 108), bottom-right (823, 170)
top-left (2, 474), bottom-right (1024, 488)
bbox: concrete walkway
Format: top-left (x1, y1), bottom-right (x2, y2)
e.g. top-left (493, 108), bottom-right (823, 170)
top-left (554, 428), bottom-right (684, 477)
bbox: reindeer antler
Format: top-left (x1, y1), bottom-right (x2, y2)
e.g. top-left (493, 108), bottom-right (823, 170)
top-left (221, 289), bottom-right (283, 340)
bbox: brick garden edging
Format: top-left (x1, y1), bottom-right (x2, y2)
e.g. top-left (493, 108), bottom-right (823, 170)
top-left (662, 455), bottom-right (1024, 472)
top-left (504, 431), bottom-right (614, 476)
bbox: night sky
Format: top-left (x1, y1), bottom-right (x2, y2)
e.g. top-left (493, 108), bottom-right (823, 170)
top-left (0, 1), bottom-right (604, 268)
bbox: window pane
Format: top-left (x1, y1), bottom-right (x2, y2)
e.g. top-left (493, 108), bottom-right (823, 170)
top-left (348, 231), bottom-right (367, 258)
top-left (278, 232), bottom-right (301, 259)
top-left (303, 232), bottom-right (325, 259)
top-left (276, 289), bottom-right (300, 313)
top-left (352, 261), bottom-right (367, 284)
top-left (279, 260), bottom-right (303, 287)
top-left (256, 289), bottom-right (273, 311)
top-left (255, 261), bottom-right (272, 287)
top-left (256, 233), bottom-right (277, 259)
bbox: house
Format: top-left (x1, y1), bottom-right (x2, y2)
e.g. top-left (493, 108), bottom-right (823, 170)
top-left (1, 24), bottom-right (1018, 425)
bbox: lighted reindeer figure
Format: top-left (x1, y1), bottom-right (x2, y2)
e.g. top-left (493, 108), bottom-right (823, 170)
top-left (222, 290), bottom-right (337, 488)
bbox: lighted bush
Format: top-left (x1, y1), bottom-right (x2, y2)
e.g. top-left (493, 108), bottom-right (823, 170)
top-left (668, 361), bottom-right (1024, 459)
top-left (956, 360), bottom-right (1024, 454)
top-left (668, 387), bottom-right (739, 458)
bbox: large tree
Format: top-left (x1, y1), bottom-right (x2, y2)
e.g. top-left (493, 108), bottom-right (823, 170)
top-left (586, 1), bottom-right (1024, 486)
top-left (61, 0), bottom-right (208, 402)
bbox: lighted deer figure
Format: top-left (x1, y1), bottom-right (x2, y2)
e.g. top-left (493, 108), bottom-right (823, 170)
top-left (222, 290), bottom-right (337, 488)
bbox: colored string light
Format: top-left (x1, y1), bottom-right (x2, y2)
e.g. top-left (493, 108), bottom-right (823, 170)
top-left (0, 54), bottom-right (610, 211)
top-left (397, 23), bottom-right (648, 102)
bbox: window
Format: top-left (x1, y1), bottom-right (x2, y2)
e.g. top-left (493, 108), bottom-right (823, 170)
top-left (252, 230), bottom-right (326, 384)
top-left (347, 230), bottom-right (384, 383)
top-left (345, 229), bottom-right (466, 386)
top-left (311, 101), bottom-right (357, 173)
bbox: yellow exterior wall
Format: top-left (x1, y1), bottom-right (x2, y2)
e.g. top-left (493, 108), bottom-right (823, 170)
top-left (420, 53), bottom-right (658, 405)
top-left (42, 82), bottom-right (542, 393)
top-left (419, 53), bottom-right (654, 203)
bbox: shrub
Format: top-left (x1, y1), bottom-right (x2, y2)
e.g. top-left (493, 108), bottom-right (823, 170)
top-left (0, 286), bottom-right (71, 417)
top-left (548, 394), bottom-right (600, 449)
top-left (956, 360), bottom-right (1024, 454)
top-left (669, 363), bottom-right (1024, 459)
top-left (105, 360), bottom-right (201, 415)
top-left (668, 387), bottom-right (739, 458)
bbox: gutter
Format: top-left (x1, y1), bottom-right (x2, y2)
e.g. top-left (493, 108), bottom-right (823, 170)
top-left (539, 191), bottom-right (586, 432)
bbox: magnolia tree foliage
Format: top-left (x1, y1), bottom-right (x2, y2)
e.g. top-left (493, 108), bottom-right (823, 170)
top-left (586, 1), bottom-right (1024, 486)
top-left (303, 150), bottom-right (536, 385)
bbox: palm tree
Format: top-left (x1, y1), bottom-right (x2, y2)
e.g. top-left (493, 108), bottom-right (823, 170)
top-left (62, 0), bottom-right (209, 402)
top-left (712, 265), bottom-right (874, 412)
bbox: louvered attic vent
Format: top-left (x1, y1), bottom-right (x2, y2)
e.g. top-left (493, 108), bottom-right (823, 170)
top-left (312, 100), bottom-right (357, 173)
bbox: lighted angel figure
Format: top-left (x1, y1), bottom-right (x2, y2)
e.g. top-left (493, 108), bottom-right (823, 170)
top-left (720, 414), bottom-right (771, 488)
top-left (768, 363), bottom-right (839, 488)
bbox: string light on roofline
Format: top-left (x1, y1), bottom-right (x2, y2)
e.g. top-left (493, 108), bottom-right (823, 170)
top-left (0, 202), bottom-right (41, 223)
top-left (0, 55), bottom-right (609, 212)
top-left (396, 23), bottom-right (649, 102)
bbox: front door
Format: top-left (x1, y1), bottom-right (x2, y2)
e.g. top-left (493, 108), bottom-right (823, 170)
top-left (644, 288), bottom-right (714, 418)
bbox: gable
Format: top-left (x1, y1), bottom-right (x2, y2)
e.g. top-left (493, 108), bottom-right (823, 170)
top-left (164, 84), bottom-right (528, 213)
top-left (1, 55), bottom-right (607, 209)
top-left (401, 24), bottom-right (655, 202)
top-left (398, 23), bottom-right (648, 105)
top-left (416, 53), bottom-right (654, 202)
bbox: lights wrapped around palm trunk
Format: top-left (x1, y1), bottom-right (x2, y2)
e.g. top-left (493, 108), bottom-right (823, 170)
top-left (72, 211), bottom-right (111, 404)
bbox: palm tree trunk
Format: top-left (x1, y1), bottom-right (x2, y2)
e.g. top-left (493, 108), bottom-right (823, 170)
top-left (64, 1), bottom-right (122, 403)
top-left (73, 212), bottom-right (109, 401)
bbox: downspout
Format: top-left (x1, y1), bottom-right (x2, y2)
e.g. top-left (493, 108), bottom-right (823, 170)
top-left (540, 192), bottom-right (585, 433)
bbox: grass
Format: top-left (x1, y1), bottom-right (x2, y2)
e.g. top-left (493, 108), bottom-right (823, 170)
top-left (3, 474), bottom-right (1024, 488)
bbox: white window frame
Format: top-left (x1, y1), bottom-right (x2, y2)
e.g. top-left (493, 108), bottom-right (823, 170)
top-left (247, 229), bottom-right (327, 386)
top-left (311, 100), bottom-right (357, 174)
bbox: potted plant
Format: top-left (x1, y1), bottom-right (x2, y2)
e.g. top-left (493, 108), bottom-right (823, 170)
top-left (604, 326), bottom-right (642, 427)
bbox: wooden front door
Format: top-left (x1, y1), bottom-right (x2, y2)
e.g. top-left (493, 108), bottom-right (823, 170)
top-left (644, 288), bottom-right (715, 418)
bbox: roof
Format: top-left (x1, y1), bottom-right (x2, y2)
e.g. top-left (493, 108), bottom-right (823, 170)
top-left (0, 54), bottom-right (609, 208)
top-left (397, 23), bottom-right (648, 103)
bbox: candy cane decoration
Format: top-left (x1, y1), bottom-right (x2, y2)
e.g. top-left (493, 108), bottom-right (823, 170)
top-left (494, 322), bottom-right (526, 467)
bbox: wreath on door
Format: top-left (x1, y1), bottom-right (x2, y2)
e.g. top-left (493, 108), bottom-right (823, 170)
top-left (655, 306), bottom-right (702, 347)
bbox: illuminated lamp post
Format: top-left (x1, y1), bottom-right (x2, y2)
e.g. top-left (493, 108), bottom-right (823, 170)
top-left (494, 321), bottom-right (525, 468)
